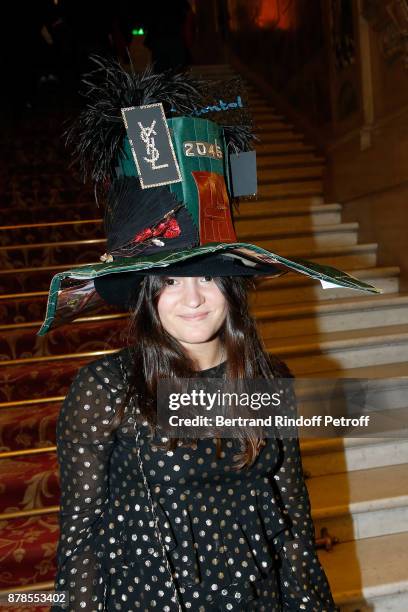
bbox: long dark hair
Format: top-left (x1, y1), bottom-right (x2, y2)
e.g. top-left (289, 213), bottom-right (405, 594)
top-left (122, 275), bottom-right (290, 470)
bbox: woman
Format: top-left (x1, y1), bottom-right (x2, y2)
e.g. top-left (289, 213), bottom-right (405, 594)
top-left (51, 271), bottom-right (341, 611)
top-left (43, 57), bottom-right (377, 611)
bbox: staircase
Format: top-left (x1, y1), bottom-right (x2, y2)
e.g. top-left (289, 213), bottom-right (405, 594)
top-left (1, 65), bottom-right (408, 611)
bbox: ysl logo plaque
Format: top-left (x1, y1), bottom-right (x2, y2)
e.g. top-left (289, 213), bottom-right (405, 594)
top-left (121, 104), bottom-right (182, 188)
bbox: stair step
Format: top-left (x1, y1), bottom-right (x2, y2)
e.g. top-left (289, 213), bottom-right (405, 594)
top-left (0, 291), bottom-right (50, 324)
top-left (0, 262), bottom-right (96, 293)
top-left (239, 222), bottom-right (359, 251)
top-left (0, 514), bottom-right (58, 589)
top-left (0, 290), bottom-right (117, 324)
top-left (307, 360), bottom-right (408, 379)
top-left (301, 435), bottom-right (408, 476)
top-left (0, 315), bottom-right (127, 359)
top-left (256, 152), bottom-right (325, 168)
top-left (258, 164), bottom-right (324, 182)
top-left (0, 187), bottom-right (92, 209)
top-left (294, 375), bottom-right (408, 433)
top-left (259, 180), bottom-right (323, 198)
top-left (0, 170), bottom-right (77, 181)
top-left (255, 120), bottom-right (295, 131)
top-left (252, 110), bottom-right (288, 121)
top-left (0, 400), bottom-right (60, 451)
top-left (0, 353), bottom-right (98, 402)
top-left (0, 202), bottom-right (98, 224)
top-left (2, 174), bottom-right (82, 192)
top-left (262, 242), bottom-right (378, 268)
top-left (256, 293), bottom-right (408, 337)
top-left (282, 375), bottom-right (407, 449)
top-left (256, 140), bottom-right (316, 155)
top-left (251, 266), bottom-right (399, 306)
top-left (0, 238), bottom-right (105, 268)
top-left (0, 218), bottom-right (103, 246)
top-left (247, 92), bottom-right (275, 102)
top-left (237, 202), bottom-right (341, 223)
top-left (318, 531), bottom-right (408, 610)
top-left (254, 194), bottom-right (325, 206)
top-left (256, 131), bottom-right (303, 142)
top-left (0, 452), bottom-right (59, 513)
top-left (249, 103), bottom-right (284, 116)
top-left (309, 463), bottom-right (408, 542)
top-left (265, 323), bottom-right (408, 374)
top-left (237, 208), bottom-right (341, 232)
top-left (1, 151), bottom-right (68, 165)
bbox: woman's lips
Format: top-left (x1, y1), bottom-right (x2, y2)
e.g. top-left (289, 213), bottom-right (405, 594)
top-left (178, 312), bottom-right (210, 321)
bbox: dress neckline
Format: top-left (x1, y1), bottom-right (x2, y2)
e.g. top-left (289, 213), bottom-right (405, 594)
top-left (196, 359), bottom-right (227, 376)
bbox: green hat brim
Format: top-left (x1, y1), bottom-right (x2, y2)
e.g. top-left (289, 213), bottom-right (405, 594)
top-left (37, 242), bottom-right (382, 336)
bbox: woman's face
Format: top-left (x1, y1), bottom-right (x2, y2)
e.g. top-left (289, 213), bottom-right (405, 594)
top-left (156, 276), bottom-right (228, 346)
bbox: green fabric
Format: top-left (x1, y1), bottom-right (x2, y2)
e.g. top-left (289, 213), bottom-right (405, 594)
top-left (116, 119), bottom-right (229, 227)
top-left (115, 117), bottom-right (230, 236)
top-left (167, 117), bottom-right (227, 228)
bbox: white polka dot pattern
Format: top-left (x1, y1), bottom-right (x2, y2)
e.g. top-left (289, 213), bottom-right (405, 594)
top-left (51, 349), bottom-right (339, 611)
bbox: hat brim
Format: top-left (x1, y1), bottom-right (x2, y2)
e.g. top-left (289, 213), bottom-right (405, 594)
top-left (93, 251), bottom-right (279, 307)
top-left (37, 242), bottom-right (381, 335)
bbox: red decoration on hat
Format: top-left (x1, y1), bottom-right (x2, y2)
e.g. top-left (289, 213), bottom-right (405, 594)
top-left (133, 216), bottom-right (181, 244)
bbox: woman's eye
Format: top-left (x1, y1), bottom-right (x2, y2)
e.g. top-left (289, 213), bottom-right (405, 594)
top-left (163, 276), bottom-right (212, 286)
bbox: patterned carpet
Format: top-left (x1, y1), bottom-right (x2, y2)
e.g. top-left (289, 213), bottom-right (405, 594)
top-left (0, 105), bottom-right (124, 604)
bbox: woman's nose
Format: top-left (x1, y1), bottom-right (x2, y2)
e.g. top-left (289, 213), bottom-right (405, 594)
top-left (182, 279), bottom-right (205, 307)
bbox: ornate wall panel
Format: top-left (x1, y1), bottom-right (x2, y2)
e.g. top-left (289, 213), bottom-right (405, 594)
top-left (363, 0), bottom-right (408, 69)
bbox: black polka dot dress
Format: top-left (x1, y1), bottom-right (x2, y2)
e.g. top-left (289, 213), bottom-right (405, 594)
top-left (51, 349), bottom-right (339, 611)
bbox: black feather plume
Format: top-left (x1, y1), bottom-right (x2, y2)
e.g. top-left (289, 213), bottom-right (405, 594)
top-left (66, 55), bottom-right (204, 184)
top-left (66, 55), bottom-right (257, 203)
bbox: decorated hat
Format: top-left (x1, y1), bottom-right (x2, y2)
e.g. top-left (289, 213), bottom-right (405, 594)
top-left (38, 57), bottom-right (380, 335)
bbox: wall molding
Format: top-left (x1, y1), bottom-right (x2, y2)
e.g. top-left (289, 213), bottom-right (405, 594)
top-left (363, 0), bottom-right (408, 69)
top-left (327, 98), bottom-right (408, 150)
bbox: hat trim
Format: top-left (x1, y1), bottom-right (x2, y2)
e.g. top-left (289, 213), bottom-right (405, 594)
top-left (37, 241), bottom-right (381, 336)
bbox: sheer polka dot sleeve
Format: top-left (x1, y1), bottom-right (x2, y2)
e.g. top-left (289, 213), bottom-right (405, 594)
top-left (273, 382), bottom-right (340, 611)
top-left (51, 358), bottom-right (125, 612)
